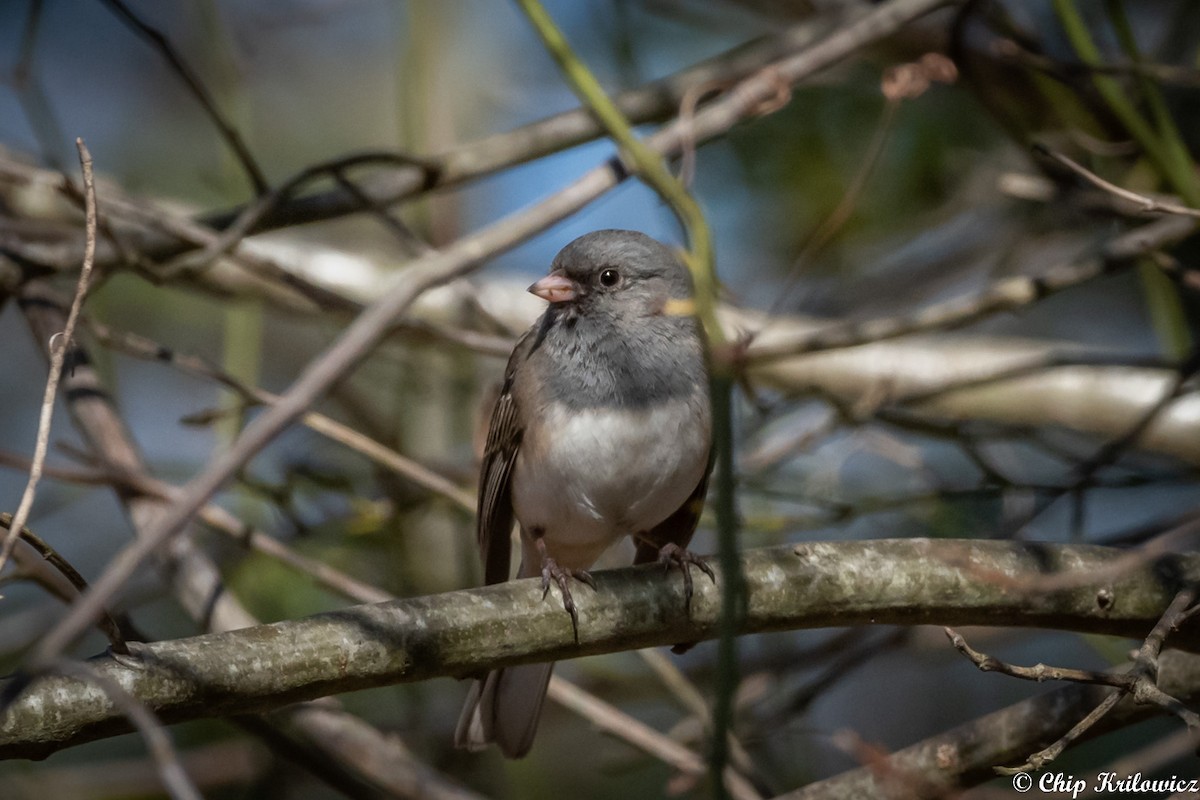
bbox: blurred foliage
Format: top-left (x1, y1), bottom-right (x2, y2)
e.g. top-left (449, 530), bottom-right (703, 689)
top-left (0, 0), bottom-right (1199, 798)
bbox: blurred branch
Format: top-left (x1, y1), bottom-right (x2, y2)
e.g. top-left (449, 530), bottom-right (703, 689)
top-left (0, 515), bottom-right (132, 653)
top-left (198, 10), bottom-right (837, 237)
top-left (1036, 144), bottom-right (1200, 218)
top-left (1051, 0), bottom-right (1200, 206)
top-left (237, 705), bottom-right (485, 800)
top-left (98, 0), bottom-right (267, 195)
top-left (28, 659), bottom-right (202, 800)
top-left (547, 676), bottom-right (763, 800)
top-left (4, 538), bottom-right (1200, 760)
top-left (776, 647), bottom-right (1200, 799)
top-left (81, 310), bottom-right (476, 511)
top-left (1103, 0), bottom-right (1200, 207)
top-left (0, 139), bottom-right (96, 575)
top-left (0, 151), bottom-right (364, 314)
top-left (21, 0), bottom-right (954, 675)
top-left (0, 0), bottom-right (934, 277)
top-left (421, 276), bottom-right (1200, 465)
top-left (750, 335), bottom-right (1200, 465)
top-left (4, 738), bottom-right (267, 799)
top-left (15, 283), bottom-right (481, 800)
top-left (744, 214), bottom-right (1196, 362)
top-left (9, 0), bottom-right (68, 170)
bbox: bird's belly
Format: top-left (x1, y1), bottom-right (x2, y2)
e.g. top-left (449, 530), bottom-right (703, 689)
top-left (512, 397), bottom-right (709, 568)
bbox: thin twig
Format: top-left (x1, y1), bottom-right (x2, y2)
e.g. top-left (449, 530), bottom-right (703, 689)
top-left (0, 514), bottom-right (132, 652)
top-left (1036, 144), bottom-right (1200, 218)
top-left (947, 588), bottom-right (1200, 774)
top-left (0, 138), bottom-right (97, 574)
top-left (14, 286), bottom-right (477, 798)
top-left (21, 0), bottom-right (958, 682)
top-left (946, 628), bottom-right (1131, 689)
top-left (547, 676), bottom-right (764, 800)
top-left (98, 0), bottom-right (267, 195)
top-left (39, 658), bottom-right (203, 800)
top-left (745, 214), bottom-right (1195, 363)
top-left (83, 313), bottom-right (475, 511)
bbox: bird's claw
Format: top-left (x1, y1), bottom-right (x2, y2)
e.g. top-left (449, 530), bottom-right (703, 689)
top-left (656, 543), bottom-right (715, 615)
top-left (539, 556), bottom-right (593, 643)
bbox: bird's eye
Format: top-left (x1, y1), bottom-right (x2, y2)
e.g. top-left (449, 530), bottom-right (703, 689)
top-left (599, 268), bottom-right (620, 287)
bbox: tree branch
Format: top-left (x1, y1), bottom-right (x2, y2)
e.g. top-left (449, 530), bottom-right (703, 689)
top-left (429, 277), bottom-right (1200, 465)
top-left (0, 3), bottom-right (843, 272)
top-left (777, 647), bottom-right (1200, 799)
top-left (15, 281), bottom-right (480, 798)
top-left (22, 0), bottom-right (955, 673)
top-left (4, 538), bottom-right (1198, 760)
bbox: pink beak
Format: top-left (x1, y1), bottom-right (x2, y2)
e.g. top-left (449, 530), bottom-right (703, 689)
top-left (528, 270), bottom-right (578, 304)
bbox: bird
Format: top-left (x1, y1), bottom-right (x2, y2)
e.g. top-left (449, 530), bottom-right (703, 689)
top-left (454, 229), bottom-right (714, 758)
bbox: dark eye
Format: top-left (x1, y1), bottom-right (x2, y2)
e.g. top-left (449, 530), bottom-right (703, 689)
top-left (599, 268), bottom-right (620, 287)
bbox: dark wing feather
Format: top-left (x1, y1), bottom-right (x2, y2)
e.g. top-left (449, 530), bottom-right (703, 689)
top-left (476, 335), bottom-right (531, 586)
top-left (633, 452), bottom-right (712, 565)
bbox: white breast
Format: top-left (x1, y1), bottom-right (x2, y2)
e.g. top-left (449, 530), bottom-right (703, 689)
top-left (511, 394), bottom-right (710, 570)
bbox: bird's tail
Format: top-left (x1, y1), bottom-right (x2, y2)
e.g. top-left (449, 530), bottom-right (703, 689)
top-left (455, 662), bottom-right (555, 758)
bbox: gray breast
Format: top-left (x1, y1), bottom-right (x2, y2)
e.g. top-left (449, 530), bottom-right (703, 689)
top-left (527, 310), bottom-right (706, 410)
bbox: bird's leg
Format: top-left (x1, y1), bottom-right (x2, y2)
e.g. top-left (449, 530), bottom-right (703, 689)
top-left (532, 532), bottom-right (594, 644)
top-left (653, 542), bottom-right (716, 616)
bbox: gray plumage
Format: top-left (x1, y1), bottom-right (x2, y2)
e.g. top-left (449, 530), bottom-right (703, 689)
top-left (455, 229), bottom-right (712, 758)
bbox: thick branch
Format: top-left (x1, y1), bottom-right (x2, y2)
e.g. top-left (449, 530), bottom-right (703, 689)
top-left (779, 647), bottom-right (1200, 799)
top-left (17, 281), bottom-right (480, 798)
top-left (441, 278), bottom-right (1200, 465)
top-left (27, 0), bottom-right (955, 671)
top-left (3, 539), bottom-right (1198, 760)
top-left (0, 7), bottom-right (842, 271)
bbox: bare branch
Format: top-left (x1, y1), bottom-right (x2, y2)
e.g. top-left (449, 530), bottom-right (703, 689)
top-left (1035, 144), bottom-right (1200, 218)
top-left (23, 0), bottom-right (956, 673)
top-left (97, 0), bottom-right (267, 195)
top-left (15, 283), bottom-right (479, 798)
top-left (947, 587), bottom-right (1200, 774)
top-left (0, 515), bottom-right (132, 652)
top-left (745, 214), bottom-right (1196, 362)
top-left (4, 538), bottom-right (1200, 759)
top-left (776, 647), bottom-right (1200, 799)
top-left (0, 138), bottom-right (97, 574)
top-left (36, 659), bottom-right (202, 800)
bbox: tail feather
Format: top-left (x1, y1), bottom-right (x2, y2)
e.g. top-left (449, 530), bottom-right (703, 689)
top-left (455, 662), bottom-right (555, 758)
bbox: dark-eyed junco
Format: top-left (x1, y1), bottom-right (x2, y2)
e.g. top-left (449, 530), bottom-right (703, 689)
top-left (454, 229), bottom-right (714, 758)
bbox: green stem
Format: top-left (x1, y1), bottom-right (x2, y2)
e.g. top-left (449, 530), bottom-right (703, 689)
top-left (1054, 0), bottom-right (1194, 360)
top-left (513, 3), bottom-right (741, 795)
top-left (709, 370), bottom-right (743, 797)
top-left (512, 0), bottom-right (722, 344)
top-left (1102, 0), bottom-right (1200, 206)
top-left (1052, 0), bottom-right (1185, 199)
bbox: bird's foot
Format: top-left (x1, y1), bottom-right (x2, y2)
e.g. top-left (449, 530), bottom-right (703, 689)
top-left (536, 542), bottom-right (594, 644)
top-left (656, 543), bottom-right (716, 616)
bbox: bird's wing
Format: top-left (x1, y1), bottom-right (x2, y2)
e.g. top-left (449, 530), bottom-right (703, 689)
top-left (633, 452), bottom-right (712, 565)
top-left (476, 335), bottom-right (531, 585)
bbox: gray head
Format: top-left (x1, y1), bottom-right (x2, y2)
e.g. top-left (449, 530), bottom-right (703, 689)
top-left (524, 230), bottom-right (705, 409)
top-left (528, 230), bottom-right (695, 321)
